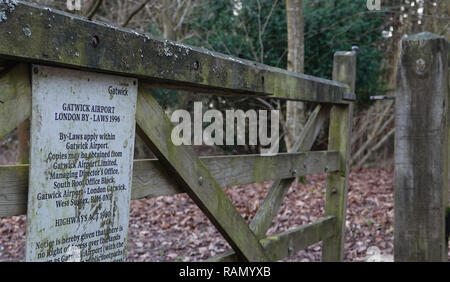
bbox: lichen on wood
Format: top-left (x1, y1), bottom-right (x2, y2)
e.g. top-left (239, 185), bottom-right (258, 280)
top-left (0, 0), bottom-right (18, 23)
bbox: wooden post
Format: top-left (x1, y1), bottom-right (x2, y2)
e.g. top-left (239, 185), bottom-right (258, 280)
top-left (448, 45), bottom-right (450, 211)
top-left (394, 32), bottom-right (449, 261)
top-left (322, 51), bottom-right (356, 261)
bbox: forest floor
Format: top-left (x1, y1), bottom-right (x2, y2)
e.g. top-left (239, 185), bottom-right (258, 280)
top-left (1, 135), bottom-right (449, 262)
top-left (1, 168), bottom-right (399, 262)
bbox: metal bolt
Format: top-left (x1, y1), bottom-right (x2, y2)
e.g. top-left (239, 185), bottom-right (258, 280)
top-left (193, 60), bottom-right (199, 70)
top-left (370, 95), bottom-right (395, 100)
top-left (331, 188), bottom-right (337, 194)
top-left (291, 169), bottom-right (297, 176)
top-left (198, 176), bottom-right (204, 185)
top-left (92, 35), bottom-right (99, 48)
top-left (33, 67), bottom-right (39, 74)
top-left (324, 165), bottom-right (328, 172)
top-left (288, 247), bottom-right (294, 253)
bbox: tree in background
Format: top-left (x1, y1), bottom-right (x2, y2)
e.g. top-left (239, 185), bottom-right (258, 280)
top-left (24, 0), bottom-right (396, 158)
top-left (285, 0), bottom-right (305, 151)
top-left (303, 0), bottom-right (388, 106)
top-left (351, 0), bottom-right (450, 169)
top-left (187, 0), bottom-right (388, 153)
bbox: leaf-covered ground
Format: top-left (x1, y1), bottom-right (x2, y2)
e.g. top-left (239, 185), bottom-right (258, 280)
top-left (0, 168), bottom-right (410, 262)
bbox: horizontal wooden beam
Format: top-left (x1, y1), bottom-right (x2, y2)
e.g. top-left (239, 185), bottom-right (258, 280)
top-left (0, 150), bottom-right (338, 218)
top-left (209, 216), bottom-right (337, 262)
top-left (0, 165), bottom-right (28, 218)
top-left (201, 150), bottom-right (338, 189)
top-left (260, 216), bottom-right (336, 261)
top-left (133, 150), bottom-right (339, 200)
top-left (0, 2), bottom-right (348, 104)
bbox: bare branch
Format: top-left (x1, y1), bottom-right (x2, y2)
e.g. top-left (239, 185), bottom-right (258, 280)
top-left (355, 128), bottom-right (395, 169)
top-left (173, 0), bottom-right (193, 31)
top-left (85, 0), bottom-right (103, 20)
top-left (122, 0), bottom-right (152, 27)
top-left (261, 0), bottom-right (279, 36)
top-left (256, 0), bottom-right (264, 63)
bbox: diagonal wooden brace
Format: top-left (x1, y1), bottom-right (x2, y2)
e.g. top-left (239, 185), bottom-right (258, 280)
top-left (249, 104), bottom-right (330, 238)
top-left (209, 104), bottom-right (330, 261)
top-left (135, 86), bottom-right (269, 262)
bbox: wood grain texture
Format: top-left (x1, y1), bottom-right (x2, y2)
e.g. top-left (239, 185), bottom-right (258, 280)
top-left (0, 165), bottom-right (29, 218)
top-left (209, 216), bottom-right (336, 262)
top-left (322, 51), bottom-right (356, 262)
top-left (394, 32), bottom-right (449, 261)
top-left (0, 63), bottom-right (31, 140)
top-left (0, 2), bottom-right (348, 104)
top-left (261, 216), bottom-right (336, 261)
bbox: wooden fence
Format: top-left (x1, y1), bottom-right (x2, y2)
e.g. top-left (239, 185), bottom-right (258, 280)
top-left (0, 1), bottom-right (356, 261)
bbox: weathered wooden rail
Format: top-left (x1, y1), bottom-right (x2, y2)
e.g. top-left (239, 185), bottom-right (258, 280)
top-left (0, 1), bottom-right (356, 261)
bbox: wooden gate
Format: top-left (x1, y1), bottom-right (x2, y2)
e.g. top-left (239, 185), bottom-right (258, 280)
top-left (0, 2), bottom-right (356, 261)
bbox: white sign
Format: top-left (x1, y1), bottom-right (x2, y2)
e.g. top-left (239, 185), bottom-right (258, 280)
top-left (26, 65), bottom-right (137, 262)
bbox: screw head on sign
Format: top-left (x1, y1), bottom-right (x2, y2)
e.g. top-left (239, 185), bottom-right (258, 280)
top-left (198, 176), bottom-right (204, 185)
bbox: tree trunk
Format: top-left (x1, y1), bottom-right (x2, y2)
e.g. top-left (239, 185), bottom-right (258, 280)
top-left (161, 2), bottom-right (177, 41)
top-left (285, 0), bottom-right (305, 151)
top-left (430, 0), bottom-right (450, 40)
top-left (162, 14), bottom-right (176, 40)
